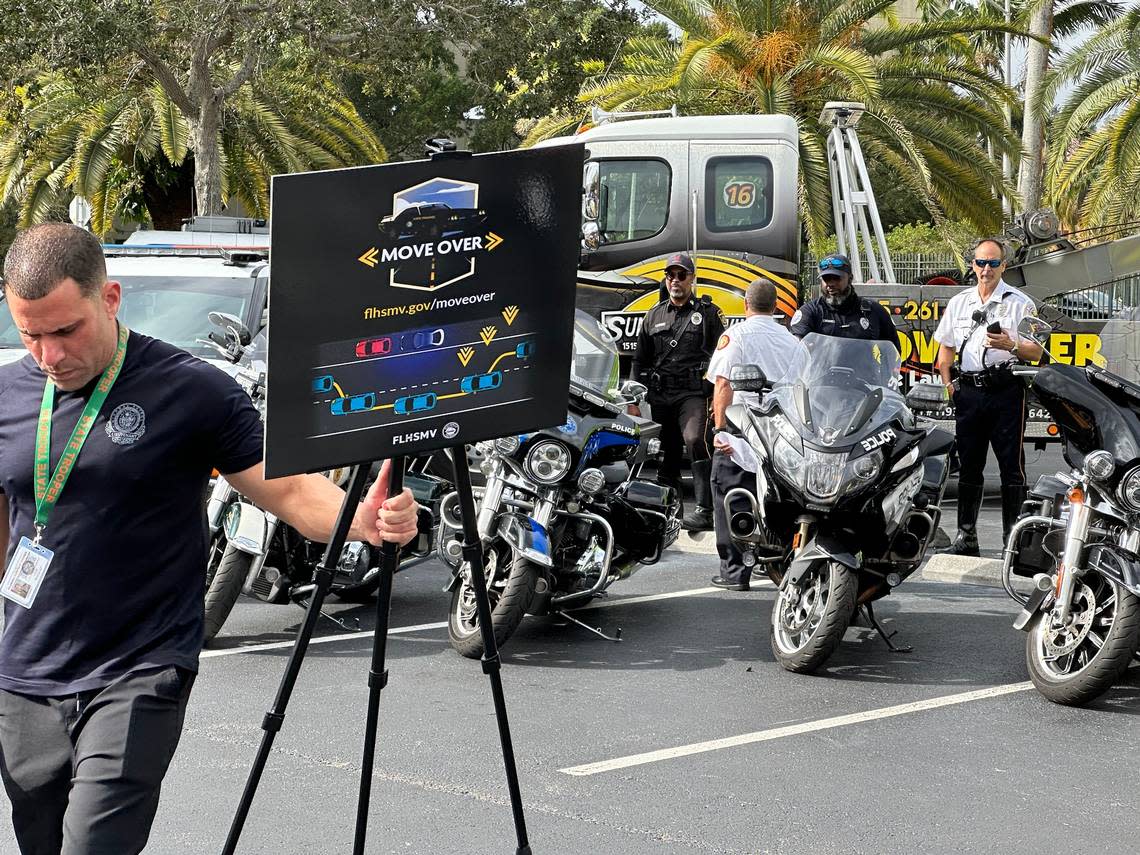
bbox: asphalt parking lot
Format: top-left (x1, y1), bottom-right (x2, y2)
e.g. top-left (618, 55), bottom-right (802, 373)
top-left (5, 506), bottom-right (1134, 855)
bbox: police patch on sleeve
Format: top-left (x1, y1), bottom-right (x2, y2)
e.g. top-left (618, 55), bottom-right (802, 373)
top-left (791, 309), bottom-right (803, 326)
top-left (716, 307), bottom-right (726, 326)
top-left (717, 334), bottom-right (731, 350)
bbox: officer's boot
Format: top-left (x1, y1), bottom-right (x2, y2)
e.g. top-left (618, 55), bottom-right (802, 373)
top-left (682, 459), bottom-right (715, 532)
top-left (1001, 484), bottom-right (1029, 550)
top-left (941, 481), bottom-right (982, 557)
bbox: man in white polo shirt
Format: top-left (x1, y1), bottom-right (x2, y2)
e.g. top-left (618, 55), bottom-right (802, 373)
top-left (933, 237), bottom-right (1043, 556)
top-left (706, 277), bottom-right (799, 590)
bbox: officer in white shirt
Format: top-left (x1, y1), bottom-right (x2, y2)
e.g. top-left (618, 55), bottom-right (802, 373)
top-left (705, 278), bottom-right (800, 590)
top-left (933, 237), bottom-right (1043, 556)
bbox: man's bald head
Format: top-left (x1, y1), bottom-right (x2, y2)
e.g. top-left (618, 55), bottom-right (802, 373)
top-left (745, 277), bottom-right (777, 315)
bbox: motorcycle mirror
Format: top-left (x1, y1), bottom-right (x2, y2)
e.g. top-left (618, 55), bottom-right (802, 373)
top-left (1017, 315), bottom-right (1053, 345)
top-left (729, 364), bottom-right (768, 392)
top-left (905, 382), bottom-right (949, 413)
top-left (618, 379), bottom-right (648, 404)
top-left (209, 311), bottom-right (252, 346)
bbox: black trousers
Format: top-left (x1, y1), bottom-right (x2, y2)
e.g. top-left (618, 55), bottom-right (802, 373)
top-left (0, 665), bottom-right (195, 855)
top-left (712, 451), bottom-right (754, 583)
top-left (652, 394), bottom-right (710, 481)
top-left (953, 381), bottom-right (1027, 488)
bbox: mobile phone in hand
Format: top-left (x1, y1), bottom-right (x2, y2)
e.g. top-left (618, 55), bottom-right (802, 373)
top-left (987, 321), bottom-right (1002, 334)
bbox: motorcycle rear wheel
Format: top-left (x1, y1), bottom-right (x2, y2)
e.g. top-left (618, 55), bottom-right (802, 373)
top-left (1025, 575), bottom-right (1140, 706)
top-left (204, 537), bottom-right (253, 644)
top-left (770, 560), bottom-right (858, 674)
top-left (448, 542), bottom-right (537, 659)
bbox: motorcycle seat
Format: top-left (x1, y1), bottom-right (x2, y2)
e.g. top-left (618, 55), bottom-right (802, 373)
top-left (919, 427), bottom-right (955, 458)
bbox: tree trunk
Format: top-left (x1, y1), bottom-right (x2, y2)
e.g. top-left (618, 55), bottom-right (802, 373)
top-left (1018, 3), bottom-right (1053, 212)
top-left (191, 95), bottom-right (224, 216)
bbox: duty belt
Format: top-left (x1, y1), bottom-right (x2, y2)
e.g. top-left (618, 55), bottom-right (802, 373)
top-left (959, 367), bottom-right (1017, 389)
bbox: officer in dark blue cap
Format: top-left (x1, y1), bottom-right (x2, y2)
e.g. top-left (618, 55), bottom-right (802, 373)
top-left (631, 251), bottom-right (725, 530)
top-left (789, 253), bottom-right (895, 342)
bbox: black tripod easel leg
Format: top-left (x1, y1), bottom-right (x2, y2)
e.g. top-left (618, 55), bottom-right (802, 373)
top-left (451, 446), bottom-right (532, 855)
top-left (221, 464), bottom-right (371, 855)
top-left (353, 456), bottom-right (405, 855)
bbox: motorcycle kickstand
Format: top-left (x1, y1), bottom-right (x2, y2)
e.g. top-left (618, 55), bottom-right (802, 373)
top-left (294, 598), bottom-right (361, 632)
top-left (863, 603), bottom-right (912, 653)
top-left (554, 610), bottom-right (622, 643)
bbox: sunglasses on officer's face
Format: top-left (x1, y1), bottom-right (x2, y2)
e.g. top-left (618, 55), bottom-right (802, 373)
top-left (973, 258), bottom-right (1003, 269)
top-left (665, 269), bottom-right (691, 280)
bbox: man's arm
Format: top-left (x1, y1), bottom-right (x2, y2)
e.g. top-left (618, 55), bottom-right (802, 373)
top-left (788, 303), bottom-right (814, 338)
top-left (226, 460), bottom-right (418, 547)
top-left (712, 377), bottom-right (734, 429)
top-left (936, 343), bottom-right (957, 393)
top-left (631, 318), bottom-right (652, 383)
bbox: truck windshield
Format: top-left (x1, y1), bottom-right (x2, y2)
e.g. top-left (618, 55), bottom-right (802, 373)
top-left (0, 276), bottom-right (256, 358)
top-left (597, 159), bottom-right (670, 244)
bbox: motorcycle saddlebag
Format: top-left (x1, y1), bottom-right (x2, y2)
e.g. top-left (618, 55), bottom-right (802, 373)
top-left (610, 480), bottom-right (681, 562)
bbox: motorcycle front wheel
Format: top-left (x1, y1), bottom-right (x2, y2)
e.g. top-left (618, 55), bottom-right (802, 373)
top-left (1025, 574), bottom-right (1140, 706)
top-left (448, 541), bottom-right (538, 659)
top-left (204, 535), bottom-right (253, 644)
top-left (770, 560), bottom-right (858, 674)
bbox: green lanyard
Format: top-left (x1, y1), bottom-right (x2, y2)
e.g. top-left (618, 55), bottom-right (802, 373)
top-left (33, 324), bottom-right (130, 543)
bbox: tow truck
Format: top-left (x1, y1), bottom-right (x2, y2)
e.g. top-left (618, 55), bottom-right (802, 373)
top-left (538, 102), bottom-right (1140, 445)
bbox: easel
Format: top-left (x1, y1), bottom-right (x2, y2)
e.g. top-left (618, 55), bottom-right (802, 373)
top-left (221, 450), bottom-right (532, 854)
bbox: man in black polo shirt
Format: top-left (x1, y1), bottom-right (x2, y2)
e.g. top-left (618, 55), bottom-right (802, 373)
top-left (790, 253), bottom-right (896, 343)
top-left (0, 223), bottom-right (420, 855)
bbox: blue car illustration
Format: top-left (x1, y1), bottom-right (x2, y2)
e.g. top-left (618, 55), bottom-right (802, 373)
top-left (399, 328), bottom-right (446, 352)
top-left (460, 371), bottom-right (502, 393)
top-left (394, 392), bottom-right (437, 415)
top-left (312, 375), bottom-right (334, 394)
top-left (331, 393), bottom-right (376, 415)
top-left (515, 341), bottom-right (535, 360)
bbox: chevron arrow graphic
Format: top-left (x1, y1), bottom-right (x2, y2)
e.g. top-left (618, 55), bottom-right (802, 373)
top-left (502, 305), bottom-right (519, 325)
top-left (358, 247), bottom-right (379, 268)
top-left (479, 326), bottom-right (498, 346)
top-left (485, 232), bottom-right (504, 251)
top-left (457, 347), bottom-right (475, 367)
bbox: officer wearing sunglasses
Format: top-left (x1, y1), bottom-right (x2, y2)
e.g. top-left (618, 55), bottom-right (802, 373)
top-left (789, 253), bottom-right (895, 343)
top-left (933, 237), bottom-right (1043, 556)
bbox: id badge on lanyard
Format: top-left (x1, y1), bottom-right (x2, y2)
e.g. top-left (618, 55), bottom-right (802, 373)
top-left (3, 324), bottom-right (131, 609)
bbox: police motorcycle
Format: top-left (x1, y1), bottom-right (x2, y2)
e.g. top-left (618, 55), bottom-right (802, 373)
top-left (437, 311), bottom-right (681, 658)
top-left (1002, 314), bottom-right (1140, 706)
top-left (723, 333), bottom-right (954, 673)
top-left (200, 313), bottom-right (442, 643)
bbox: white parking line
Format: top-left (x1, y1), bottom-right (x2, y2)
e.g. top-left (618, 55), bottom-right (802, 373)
top-left (559, 681), bottom-right (1034, 776)
top-left (200, 621), bottom-right (448, 659)
top-left (200, 584), bottom-right (740, 660)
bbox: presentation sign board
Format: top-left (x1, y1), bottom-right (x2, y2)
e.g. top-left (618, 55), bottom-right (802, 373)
top-left (265, 145), bottom-right (584, 478)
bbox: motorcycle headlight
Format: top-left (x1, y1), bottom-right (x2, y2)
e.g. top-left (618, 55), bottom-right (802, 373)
top-left (773, 435), bottom-right (803, 474)
top-left (1084, 449), bottom-right (1114, 482)
top-left (851, 450), bottom-right (882, 482)
top-left (1120, 466), bottom-right (1140, 512)
top-left (524, 440), bottom-right (572, 484)
top-left (495, 435), bottom-right (521, 456)
top-left (578, 467), bottom-right (606, 494)
top-left (803, 448), bottom-right (846, 500)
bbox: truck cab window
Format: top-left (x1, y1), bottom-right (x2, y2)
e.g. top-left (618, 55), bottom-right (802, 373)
top-left (706, 156), bottom-right (773, 232)
top-left (595, 160), bottom-right (670, 244)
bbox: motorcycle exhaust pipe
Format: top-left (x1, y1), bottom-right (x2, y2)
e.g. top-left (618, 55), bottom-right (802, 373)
top-left (892, 533), bottom-right (922, 561)
top-left (904, 510), bottom-right (934, 545)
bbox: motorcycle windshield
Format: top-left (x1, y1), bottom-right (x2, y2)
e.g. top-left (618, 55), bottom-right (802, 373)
top-left (571, 309), bottom-right (621, 401)
top-left (773, 333), bottom-right (906, 446)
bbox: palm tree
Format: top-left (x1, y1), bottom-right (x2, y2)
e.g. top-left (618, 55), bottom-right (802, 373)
top-left (1042, 8), bottom-right (1140, 232)
top-left (525, 0), bottom-right (1025, 247)
top-left (0, 62), bottom-right (385, 235)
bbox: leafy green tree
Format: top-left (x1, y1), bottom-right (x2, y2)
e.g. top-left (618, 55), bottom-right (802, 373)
top-left (526, 0), bottom-right (1025, 248)
top-left (1043, 8), bottom-right (1140, 231)
top-left (0, 0), bottom-right (469, 214)
top-left (0, 63), bottom-right (383, 234)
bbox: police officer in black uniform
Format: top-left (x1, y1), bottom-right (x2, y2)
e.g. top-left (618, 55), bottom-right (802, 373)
top-left (790, 253), bottom-right (896, 342)
top-left (631, 252), bottom-right (725, 531)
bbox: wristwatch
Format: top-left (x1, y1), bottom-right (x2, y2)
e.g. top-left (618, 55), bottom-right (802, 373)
top-left (1010, 341), bottom-right (1019, 357)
